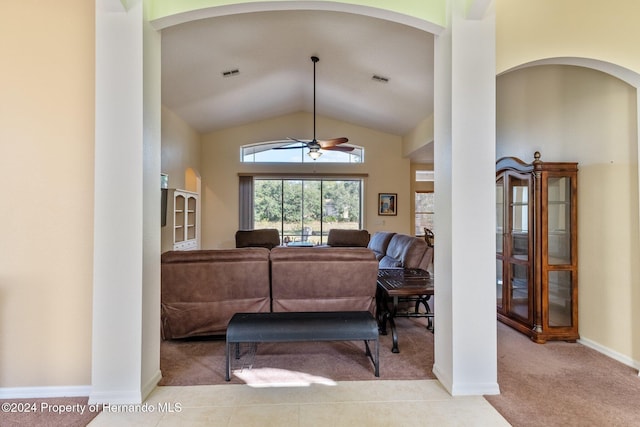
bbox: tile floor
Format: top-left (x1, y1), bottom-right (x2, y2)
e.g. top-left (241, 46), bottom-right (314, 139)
top-left (88, 380), bottom-right (510, 426)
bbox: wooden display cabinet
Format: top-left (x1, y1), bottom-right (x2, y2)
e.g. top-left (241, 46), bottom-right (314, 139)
top-left (496, 152), bottom-right (578, 343)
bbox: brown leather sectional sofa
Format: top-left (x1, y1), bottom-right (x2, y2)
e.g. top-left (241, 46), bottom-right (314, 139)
top-left (161, 246), bottom-right (378, 339)
top-left (161, 232), bottom-right (432, 340)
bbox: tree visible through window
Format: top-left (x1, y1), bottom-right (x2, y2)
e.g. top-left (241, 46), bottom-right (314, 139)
top-left (254, 179), bottom-right (362, 245)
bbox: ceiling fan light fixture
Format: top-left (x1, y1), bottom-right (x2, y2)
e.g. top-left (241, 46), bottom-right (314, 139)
top-left (308, 147), bottom-right (322, 160)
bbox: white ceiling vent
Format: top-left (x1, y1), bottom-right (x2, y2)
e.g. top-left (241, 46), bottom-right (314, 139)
top-left (372, 74), bottom-right (389, 83)
top-left (222, 69), bottom-right (240, 77)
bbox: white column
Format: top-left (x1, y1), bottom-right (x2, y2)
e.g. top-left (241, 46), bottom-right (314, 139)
top-left (141, 2), bottom-right (163, 399)
top-left (433, 0), bottom-right (499, 395)
top-left (91, 0), bottom-right (161, 403)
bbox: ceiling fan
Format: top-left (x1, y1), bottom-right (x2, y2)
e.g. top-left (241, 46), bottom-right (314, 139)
top-left (274, 56), bottom-right (352, 160)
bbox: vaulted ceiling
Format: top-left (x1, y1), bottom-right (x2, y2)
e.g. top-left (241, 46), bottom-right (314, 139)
top-left (161, 10), bottom-right (435, 162)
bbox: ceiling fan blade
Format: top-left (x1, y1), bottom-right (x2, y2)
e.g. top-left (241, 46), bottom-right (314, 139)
top-left (318, 137), bottom-right (349, 148)
top-left (287, 137), bottom-right (311, 146)
top-left (273, 145), bottom-right (307, 150)
top-left (323, 145), bottom-right (355, 152)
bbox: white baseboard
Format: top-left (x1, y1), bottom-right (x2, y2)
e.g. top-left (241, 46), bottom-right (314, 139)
top-left (0, 371), bottom-right (163, 403)
top-left (88, 369), bottom-right (162, 404)
top-left (0, 385), bottom-right (91, 399)
top-left (88, 389), bottom-right (144, 405)
top-left (432, 363), bottom-right (452, 393)
top-left (142, 369), bottom-right (162, 400)
top-left (433, 363), bottom-right (501, 396)
top-left (578, 337), bottom-right (640, 375)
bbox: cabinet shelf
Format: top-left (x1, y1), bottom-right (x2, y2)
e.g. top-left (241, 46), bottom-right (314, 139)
top-left (496, 152), bottom-right (578, 343)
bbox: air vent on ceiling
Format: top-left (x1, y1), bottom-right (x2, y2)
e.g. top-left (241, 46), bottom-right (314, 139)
top-left (222, 68), bottom-right (240, 77)
top-left (372, 74), bottom-right (389, 83)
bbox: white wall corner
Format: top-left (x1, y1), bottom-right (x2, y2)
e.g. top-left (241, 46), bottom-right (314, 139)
top-left (466, 0), bottom-right (494, 20)
top-left (403, 114), bottom-right (434, 158)
top-left (97, 0), bottom-right (127, 13)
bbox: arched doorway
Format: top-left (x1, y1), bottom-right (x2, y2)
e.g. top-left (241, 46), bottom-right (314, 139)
top-left (93, 0), bottom-right (499, 402)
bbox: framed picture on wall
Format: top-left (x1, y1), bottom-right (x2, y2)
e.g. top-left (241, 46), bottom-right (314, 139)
top-left (378, 193), bottom-right (397, 216)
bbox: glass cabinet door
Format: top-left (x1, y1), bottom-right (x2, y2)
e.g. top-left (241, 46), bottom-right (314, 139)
top-left (496, 259), bottom-right (503, 309)
top-left (548, 271), bottom-right (572, 327)
top-left (507, 175), bottom-right (532, 324)
top-left (510, 178), bottom-right (529, 261)
top-left (547, 176), bottom-right (572, 265)
top-left (546, 174), bottom-right (575, 328)
top-left (496, 177), bottom-right (504, 254)
top-left (509, 262), bottom-right (530, 320)
top-left (496, 177), bottom-right (504, 310)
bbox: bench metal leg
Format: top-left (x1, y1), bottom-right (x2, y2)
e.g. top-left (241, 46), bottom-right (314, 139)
top-left (225, 342), bottom-right (231, 381)
top-left (363, 339), bottom-right (380, 377)
top-left (373, 338), bottom-right (379, 377)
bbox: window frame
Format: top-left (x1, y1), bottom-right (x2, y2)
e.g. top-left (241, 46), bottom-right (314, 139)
top-left (241, 142), bottom-right (364, 163)
top-left (245, 176), bottom-right (365, 245)
top-left (415, 190), bottom-right (434, 237)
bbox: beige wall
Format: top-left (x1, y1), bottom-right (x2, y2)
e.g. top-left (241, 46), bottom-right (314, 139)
top-left (0, 1), bottom-right (94, 387)
top-left (161, 105), bottom-right (202, 191)
top-left (497, 0), bottom-right (640, 75)
top-left (497, 65), bottom-right (640, 362)
top-left (199, 112), bottom-right (411, 248)
top-left (160, 106), bottom-right (202, 252)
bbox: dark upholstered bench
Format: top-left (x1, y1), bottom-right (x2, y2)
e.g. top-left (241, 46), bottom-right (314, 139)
top-left (225, 311), bottom-right (379, 381)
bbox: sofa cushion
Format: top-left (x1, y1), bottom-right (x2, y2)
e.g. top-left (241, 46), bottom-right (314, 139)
top-left (326, 229), bottom-right (370, 247)
top-left (379, 255), bottom-right (403, 268)
top-left (235, 228), bottom-right (280, 249)
top-left (269, 246), bottom-right (379, 313)
top-left (367, 231), bottom-right (396, 260)
top-left (161, 248), bottom-right (271, 339)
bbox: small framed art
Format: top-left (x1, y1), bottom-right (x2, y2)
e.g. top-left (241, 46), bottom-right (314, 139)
top-left (378, 193), bottom-right (397, 216)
